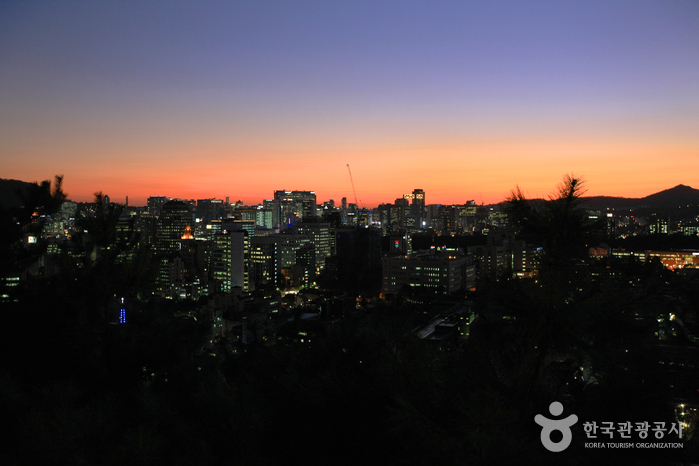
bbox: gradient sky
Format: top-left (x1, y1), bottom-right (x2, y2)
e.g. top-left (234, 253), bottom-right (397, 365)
top-left (1, 1), bottom-right (698, 207)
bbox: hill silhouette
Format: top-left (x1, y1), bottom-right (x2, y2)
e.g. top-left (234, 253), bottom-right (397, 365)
top-left (582, 184), bottom-right (699, 209)
top-left (0, 178), bottom-right (39, 209)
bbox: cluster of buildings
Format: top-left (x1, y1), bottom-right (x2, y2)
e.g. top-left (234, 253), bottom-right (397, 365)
top-left (8, 184), bottom-right (699, 440)
top-left (587, 210), bottom-right (699, 238)
top-left (10, 188), bottom-right (696, 320)
top-left (21, 189), bottom-right (542, 307)
top-left (587, 211), bottom-right (699, 270)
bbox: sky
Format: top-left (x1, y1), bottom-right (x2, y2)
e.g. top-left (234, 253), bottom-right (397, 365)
top-left (1, 1), bottom-right (698, 207)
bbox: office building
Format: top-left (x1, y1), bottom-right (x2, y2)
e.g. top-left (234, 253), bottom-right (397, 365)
top-left (156, 200), bottom-right (192, 255)
top-left (273, 190), bottom-right (317, 229)
top-left (382, 248), bottom-right (474, 296)
top-left (293, 219), bottom-right (332, 270)
top-left (250, 235), bottom-right (280, 286)
top-left (148, 196), bottom-right (170, 217)
top-left (212, 227), bottom-right (250, 292)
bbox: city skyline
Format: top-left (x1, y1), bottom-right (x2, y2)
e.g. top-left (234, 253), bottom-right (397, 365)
top-left (2, 1), bottom-right (698, 206)
top-left (4, 176), bottom-right (697, 210)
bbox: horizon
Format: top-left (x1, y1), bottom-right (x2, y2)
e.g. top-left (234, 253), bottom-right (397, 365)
top-left (3, 175), bottom-right (695, 209)
top-left (2, 2), bottom-right (698, 207)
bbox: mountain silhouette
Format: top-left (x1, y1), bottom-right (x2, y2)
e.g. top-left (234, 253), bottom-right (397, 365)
top-left (582, 184), bottom-right (699, 209)
top-left (0, 178), bottom-right (39, 209)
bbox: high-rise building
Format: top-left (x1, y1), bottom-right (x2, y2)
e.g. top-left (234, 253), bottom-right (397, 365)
top-left (212, 227), bottom-right (250, 292)
top-left (156, 200), bottom-right (192, 255)
top-left (401, 189), bottom-right (425, 230)
top-left (148, 196), bottom-right (170, 217)
top-left (255, 207), bottom-right (273, 230)
top-left (439, 205), bottom-right (457, 234)
top-left (650, 214), bottom-right (668, 235)
top-left (115, 213), bottom-right (136, 263)
top-left (411, 189), bottom-right (426, 228)
top-left (357, 208), bottom-right (370, 228)
top-left (250, 236), bottom-right (280, 286)
top-left (181, 232), bottom-right (210, 288)
top-left (293, 219), bottom-right (332, 270)
top-left (273, 190), bottom-right (317, 229)
top-left (275, 230), bottom-right (312, 269)
top-left (226, 220), bottom-right (255, 239)
top-left (196, 199), bottom-right (224, 223)
top-left (395, 197), bottom-right (409, 229)
top-left (346, 203), bottom-right (358, 225)
top-left (341, 197), bottom-right (348, 224)
top-left (293, 243), bottom-right (316, 286)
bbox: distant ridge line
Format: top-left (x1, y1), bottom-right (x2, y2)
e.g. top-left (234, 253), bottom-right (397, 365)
top-left (581, 184), bottom-right (699, 209)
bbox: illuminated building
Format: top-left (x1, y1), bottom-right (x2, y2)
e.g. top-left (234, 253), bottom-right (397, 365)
top-left (212, 227), bottom-right (250, 292)
top-left (273, 190), bottom-right (316, 229)
top-left (119, 297), bottom-right (126, 324)
top-left (399, 189), bottom-right (426, 230)
top-left (293, 243), bottom-right (316, 286)
top-left (258, 209), bottom-right (273, 230)
top-left (250, 235), bottom-right (279, 286)
top-left (357, 208), bottom-right (370, 227)
top-left (377, 204), bottom-right (390, 234)
top-left (270, 231), bottom-right (308, 269)
top-left (439, 205), bottom-right (457, 234)
top-left (382, 248), bottom-right (474, 296)
top-left (180, 231), bottom-right (209, 289)
top-left (396, 197), bottom-right (409, 228)
top-left (611, 249), bottom-right (699, 270)
top-left (156, 200), bottom-right (192, 255)
top-left (41, 200), bottom-right (77, 239)
top-left (411, 189), bottom-right (426, 228)
top-left (196, 199), bottom-right (224, 223)
top-left (346, 203), bottom-right (358, 225)
top-left (115, 213), bottom-right (137, 263)
top-left (181, 225), bottom-right (194, 240)
top-left (387, 231), bottom-right (412, 256)
top-left (229, 219), bottom-right (255, 239)
top-left (147, 196), bottom-right (170, 216)
top-left (203, 219), bottom-right (222, 241)
top-left (239, 206), bottom-right (273, 230)
top-left (1, 276), bottom-right (20, 303)
top-left (457, 201), bottom-right (478, 232)
top-left (684, 224), bottom-right (699, 236)
top-left (650, 214), bottom-right (669, 234)
top-left (292, 219), bottom-right (332, 270)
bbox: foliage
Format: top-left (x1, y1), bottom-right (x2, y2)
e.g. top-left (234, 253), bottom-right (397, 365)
top-left (0, 175), bottom-right (66, 277)
top-left (505, 174), bottom-right (596, 276)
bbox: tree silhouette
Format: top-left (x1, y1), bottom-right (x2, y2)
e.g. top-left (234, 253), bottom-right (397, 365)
top-left (0, 175), bottom-right (66, 278)
top-left (472, 175), bottom-right (678, 460)
top-left (506, 174), bottom-right (594, 279)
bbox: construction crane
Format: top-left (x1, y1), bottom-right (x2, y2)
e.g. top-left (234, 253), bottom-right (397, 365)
top-left (347, 164), bottom-right (363, 208)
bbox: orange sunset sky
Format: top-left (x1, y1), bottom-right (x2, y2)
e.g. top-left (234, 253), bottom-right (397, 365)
top-left (1, 2), bottom-right (698, 207)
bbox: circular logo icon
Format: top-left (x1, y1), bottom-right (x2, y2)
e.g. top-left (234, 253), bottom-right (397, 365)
top-left (534, 401), bottom-right (578, 452)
